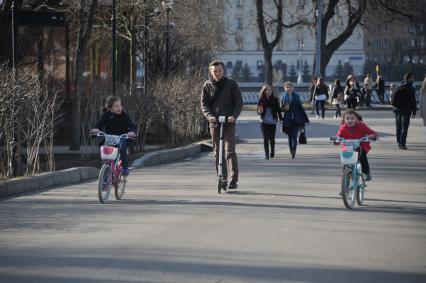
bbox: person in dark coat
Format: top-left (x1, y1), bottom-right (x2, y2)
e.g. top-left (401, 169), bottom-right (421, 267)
top-left (91, 95), bottom-right (137, 176)
top-left (280, 81), bottom-right (309, 159)
top-left (257, 85), bottom-right (282, 159)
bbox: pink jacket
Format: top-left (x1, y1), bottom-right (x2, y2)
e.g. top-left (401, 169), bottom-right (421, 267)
top-left (336, 122), bottom-right (377, 153)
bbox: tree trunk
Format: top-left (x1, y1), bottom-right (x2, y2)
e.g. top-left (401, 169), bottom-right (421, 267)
top-left (70, 0), bottom-right (98, 151)
top-left (263, 47), bottom-right (273, 85)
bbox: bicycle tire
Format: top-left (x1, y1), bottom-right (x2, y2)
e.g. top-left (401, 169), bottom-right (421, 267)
top-left (356, 175), bottom-right (366, 205)
top-left (114, 172), bottom-right (126, 200)
top-left (218, 180), bottom-right (222, 194)
top-left (98, 164), bottom-right (112, 203)
top-left (341, 166), bottom-right (356, 209)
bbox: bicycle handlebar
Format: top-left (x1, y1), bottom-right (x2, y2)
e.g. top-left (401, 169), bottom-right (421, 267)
top-left (91, 131), bottom-right (135, 145)
top-left (330, 136), bottom-right (376, 143)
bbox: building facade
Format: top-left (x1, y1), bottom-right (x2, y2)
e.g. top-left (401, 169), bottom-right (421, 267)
top-left (215, 0), bottom-right (365, 82)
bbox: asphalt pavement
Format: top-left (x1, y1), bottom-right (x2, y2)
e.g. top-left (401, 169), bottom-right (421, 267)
top-left (0, 110), bottom-right (425, 283)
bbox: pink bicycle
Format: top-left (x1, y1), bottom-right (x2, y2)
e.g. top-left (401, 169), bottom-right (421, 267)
top-left (94, 131), bottom-right (133, 203)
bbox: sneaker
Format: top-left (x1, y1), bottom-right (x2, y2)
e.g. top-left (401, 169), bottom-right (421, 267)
top-left (365, 173), bottom-right (372, 181)
top-left (400, 145), bottom-right (407, 150)
top-left (122, 167), bottom-right (130, 176)
top-left (265, 155), bottom-right (269, 160)
top-left (270, 153), bottom-right (275, 159)
top-left (228, 180), bottom-right (238, 190)
top-left (221, 181), bottom-right (228, 191)
top-left (315, 115), bottom-right (320, 119)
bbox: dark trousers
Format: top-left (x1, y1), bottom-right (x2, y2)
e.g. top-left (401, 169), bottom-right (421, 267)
top-left (377, 89), bottom-right (385, 104)
top-left (210, 123), bottom-right (238, 182)
top-left (358, 150), bottom-right (370, 174)
top-left (366, 89), bottom-right (372, 107)
top-left (335, 104), bottom-right (341, 117)
top-left (260, 123), bottom-right (276, 157)
top-left (347, 97), bottom-right (358, 110)
top-left (315, 100), bottom-right (325, 118)
top-left (287, 123), bottom-right (299, 154)
top-left (119, 139), bottom-right (129, 168)
top-left (394, 110), bottom-right (411, 146)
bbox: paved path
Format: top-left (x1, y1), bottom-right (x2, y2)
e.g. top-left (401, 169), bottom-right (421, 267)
top-left (1, 111), bottom-right (425, 283)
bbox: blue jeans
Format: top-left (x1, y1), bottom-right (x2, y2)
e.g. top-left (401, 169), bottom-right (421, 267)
top-left (287, 123), bottom-right (299, 153)
top-left (394, 110), bottom-right (411, 146)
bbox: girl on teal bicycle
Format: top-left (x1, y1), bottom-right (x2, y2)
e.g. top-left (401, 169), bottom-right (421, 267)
top-left (91, 95), bottom-right (137, 176)
top-left (335, 110), bottom-right (377, 181)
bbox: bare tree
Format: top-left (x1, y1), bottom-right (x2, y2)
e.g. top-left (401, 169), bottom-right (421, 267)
top-left (70, 0), bottom-right (98, 150)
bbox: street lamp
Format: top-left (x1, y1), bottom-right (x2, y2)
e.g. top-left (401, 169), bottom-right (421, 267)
top-left (143, 7), bottom-right (161, 96)
top-left (162, 0), bottom-right (173, 77)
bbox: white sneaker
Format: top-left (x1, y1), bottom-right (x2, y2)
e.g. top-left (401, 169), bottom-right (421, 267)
top-left (315, 115), bottom-right (320, 119)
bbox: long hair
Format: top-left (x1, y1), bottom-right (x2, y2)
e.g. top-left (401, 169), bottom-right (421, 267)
top-left (259, 85), bottom-right (273, 100)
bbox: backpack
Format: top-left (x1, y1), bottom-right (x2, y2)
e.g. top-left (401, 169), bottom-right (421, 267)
top-left (391, 84), bottom-right (411, 110)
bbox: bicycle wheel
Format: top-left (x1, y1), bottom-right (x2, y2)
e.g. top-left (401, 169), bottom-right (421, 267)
top-left (217, 180), bottom-right (222, 194)
top-left (114, 171), bottom-right (126, 200)
top-left (98, 164), bottom-right (112, 203)
top-left (356, 174), bottom-right (366, 206)
top-left (341, 166), bottom-right (356, 209)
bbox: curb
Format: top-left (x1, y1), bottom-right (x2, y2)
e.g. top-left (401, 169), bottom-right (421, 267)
top-left (131, 143), bottom-right (203, 168)
top-left (0, 167), bottom-right (99, 198)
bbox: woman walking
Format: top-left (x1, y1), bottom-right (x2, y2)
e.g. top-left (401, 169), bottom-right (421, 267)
top-left (332, 79), bottom-right (344, 118)
top-left (257, 85), bottom-right (282, 159)
top-left (281, 82), bottom-right (309, 159)
top-left (313, 77), bottom-right (329, 119)
top-left (376, 75), bottom-right (385, 104)
top-left (345, 77), bottom-right (361, 110)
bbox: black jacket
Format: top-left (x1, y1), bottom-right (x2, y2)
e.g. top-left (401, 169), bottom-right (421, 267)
top-left (257, 96), bottom-right (283, 121)
top-left (313, 85), bottom-right (329, 100)
top-left (94, 111), bottom-right (137, 135)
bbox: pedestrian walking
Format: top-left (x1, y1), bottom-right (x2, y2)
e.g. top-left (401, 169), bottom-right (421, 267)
top-left (309, 76), bottom-right (318, 115)
top-left (201, 60), bottom-right (243, 189)
top-left (364, 74), bottom-right (373, 107)
top-left (376, 75), bottom-right (385, 104)
top-left (345, 77), bottom-right (361, 110)
top-left (281, 82), bottom-right (309, 159)
top-left (313, 77), bottom-right (329, 119)
top-left (331, 79), bottom-right (344, 118)
top-left (391, 73), bottom-right (417, 150)
top-left (257, 85), bottom-right (282, 159)
top-left (420, 77), bottom-right (426, 127)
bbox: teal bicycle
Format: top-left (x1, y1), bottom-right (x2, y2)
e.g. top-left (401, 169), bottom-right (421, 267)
top-left (331, 136), bottom-right (375, 209)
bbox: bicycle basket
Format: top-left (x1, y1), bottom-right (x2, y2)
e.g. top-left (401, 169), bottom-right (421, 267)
top-left (340, 146), bottom-right (357, 165)
top-left (100, 146), bottom-right (118, 161)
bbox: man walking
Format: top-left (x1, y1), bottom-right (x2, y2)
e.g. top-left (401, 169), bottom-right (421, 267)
top-left (391, 73), bottom-right (417, 150)
top-left (364, 73), bottom-right (373, 107)
top-left (201, 60), bottom-right (243, 190)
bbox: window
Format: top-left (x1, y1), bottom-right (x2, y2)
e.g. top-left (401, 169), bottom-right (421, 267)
top-left (257, 37), bottom-right (262, 51)
top-left (375, 39), bottom-right (380, 48)
top-left (236, 17), bottom-right (243, 30)
top-left (366, 39), bottom-right (371, 47)
top-left (383, 39), bottom-right (388, 48)
top-left (375, 25), bottom-right (380, 33)
top-left (236, 36), bottom-right (243, 50)
top-left (410, 38), bottom-right (416, 48)
top-left (383, 24), bottom-right (388, 32)
top-left (408, 24), bottom-right (416, 34)
top-left (236, 0), bottom-right (243, 7)
top-left (277, 39), bottom-right (283, 51)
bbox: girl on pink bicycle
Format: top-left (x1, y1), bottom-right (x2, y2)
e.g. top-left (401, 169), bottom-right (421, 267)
top-left (91, 95), bottom-right (137, 176)
top-left (335, 110), bottom-right (377, 181)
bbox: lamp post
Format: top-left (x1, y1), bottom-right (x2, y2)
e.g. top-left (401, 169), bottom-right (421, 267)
top-left (112, 0), bottom-right (117, 95)
top-left (143, 7), bottom-right (161, 96)
top-left (162, 0), bottom-right (173, 77)
top-left (315, 0), bottom-right (323, 77)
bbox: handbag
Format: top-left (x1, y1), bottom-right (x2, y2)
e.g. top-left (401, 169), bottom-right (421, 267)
top-left (298, 128), bottom-right (307, 144)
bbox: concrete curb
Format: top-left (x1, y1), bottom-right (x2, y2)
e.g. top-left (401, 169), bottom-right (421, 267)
top-left (0, 167), bottom-right (99, 198)
top-left (131, 143), bottom-right (203, 168)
